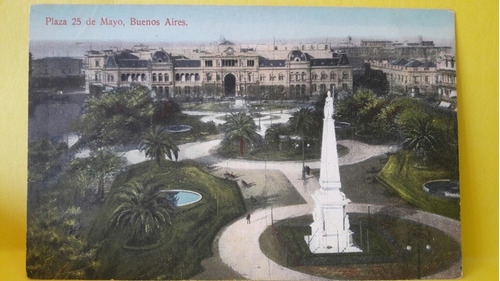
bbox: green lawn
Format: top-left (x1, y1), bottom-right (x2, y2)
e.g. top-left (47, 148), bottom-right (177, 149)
top-left (218, 144), bottom-right (348, 161)
top-left (87, 160), bottom-right (246, 280)
top-left (377, 151), bottom-right (460, 220)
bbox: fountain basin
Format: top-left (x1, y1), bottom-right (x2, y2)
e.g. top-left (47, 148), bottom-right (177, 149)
top-left (164, 125), bottom-right (192, 133)
top-left (165, 190), bottom-right (202, 206)
top-left (423, 180), bottom-right (460, 199)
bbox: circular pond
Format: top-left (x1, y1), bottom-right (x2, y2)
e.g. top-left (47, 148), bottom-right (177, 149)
top-left (164, 125), bottom-right (193, 133)
top-left (423, 180), bottom-right (460, 199)
top-left (166, 190), bottom-right (202, 206)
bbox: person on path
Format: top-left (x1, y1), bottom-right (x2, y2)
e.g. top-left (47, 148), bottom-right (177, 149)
top-left (246, 213), bottom-right (251, 224)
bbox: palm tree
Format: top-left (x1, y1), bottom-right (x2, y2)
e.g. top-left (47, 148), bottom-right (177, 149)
top-left (69, 149), bottom-right (125, 201)
top-left (288, 108), bottom-right (316, 178)
top-left (402, 116), bottom-right (440, 166)
top-left (265, 124), bottom-right (283, 150)
top-left (223, 113), bottom-right (260, 156)
top-left (139, 126), bottom-right (179, 165)
top-left (110, 181), bottom-right (175, 247)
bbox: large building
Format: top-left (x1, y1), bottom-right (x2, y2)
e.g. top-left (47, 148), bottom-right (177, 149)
top-left (369, 58), bottom-right (437, 96)
top-left (84, 41), bottom-right (353, 101)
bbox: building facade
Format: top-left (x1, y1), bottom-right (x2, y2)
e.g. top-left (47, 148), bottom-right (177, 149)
top-left (369, 59), bottom-right (437, 96)
top-left (84, 43), bottom-right (353, 101)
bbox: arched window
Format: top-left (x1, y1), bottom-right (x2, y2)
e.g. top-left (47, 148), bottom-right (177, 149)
top-left (295, 72), bottom-right (299, 81)
top-left (320, 84), bottom-right (326, 93)
top-left (301, 72), bottom-right (306, 81)
top-left (321, 72), bottom-right (327, 80)
top-left (121, 74), bottom-right (127, 81)
top-left (175, 73), bottom-right (180, 81)
top-left (195, 73), bottom-right (200, 81)
top-left (301, 84), bottom-right (306, 95)
top-left (158, 73), bottom-right (163, 82)
top-left (330, 72), bottom-right (336, 80)
top-left (164, 74), bottom-right (169, 82)
top-left (191, 73), bottom-right (196, 82)
top-left (181, 74), bottom-right (186, 82)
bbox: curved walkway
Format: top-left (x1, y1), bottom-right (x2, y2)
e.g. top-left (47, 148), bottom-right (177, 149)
top-left (215, 141), bottom-right (461, 280)
top-left (218, 203), bottom-right (461, 280)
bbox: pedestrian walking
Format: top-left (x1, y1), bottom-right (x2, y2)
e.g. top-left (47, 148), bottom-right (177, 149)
top-left (246, 213), bottom-right (251, 224)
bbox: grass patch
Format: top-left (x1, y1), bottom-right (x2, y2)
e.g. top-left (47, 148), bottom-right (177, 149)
top-left (377, 151), bottom-right (460, 220)
top-left (218, 144), bottom-right (348, 161)
top-left (87, 160), bottom-right (246, 280)
top-left (260, 215), bottom-right (461, 280)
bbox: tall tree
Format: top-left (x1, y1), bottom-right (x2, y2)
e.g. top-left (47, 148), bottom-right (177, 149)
top-left (223, 113), bottom-right (260, 155)
top-left (69, 149), bottom-right (126, 201)
top-left (139, 126), bottom-right (179, 165)
top-left (288, 108), bottom-right (316, 141)
top-left (110, 181), bottom-right (175, 246)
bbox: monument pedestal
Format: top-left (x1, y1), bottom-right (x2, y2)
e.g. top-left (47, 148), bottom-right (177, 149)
top-left (305, 189), bottom-right (362, 253)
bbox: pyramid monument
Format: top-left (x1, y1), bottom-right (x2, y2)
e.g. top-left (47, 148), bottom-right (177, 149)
top-left (304, 90), bottom-right (361, 253)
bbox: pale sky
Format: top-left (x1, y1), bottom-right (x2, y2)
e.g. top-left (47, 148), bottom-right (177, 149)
top-left (30, 5), bottom-right (455, 43)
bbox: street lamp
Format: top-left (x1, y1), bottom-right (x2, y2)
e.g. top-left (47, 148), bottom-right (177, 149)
top-left (405, 227), bottom-right (432, 279)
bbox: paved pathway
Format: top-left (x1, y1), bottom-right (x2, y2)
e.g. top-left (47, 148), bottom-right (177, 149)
top-left (214, 142), bottom-right (461, 280)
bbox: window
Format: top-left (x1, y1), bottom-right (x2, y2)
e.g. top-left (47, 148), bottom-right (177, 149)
top-left (95, 60), bottom-right (100, 67)
top-left (302, 72), bottom-right (306, 81)
top-left (278, 73), bottom-right (284, 81)
top-left (321, 72), bottom-right (327, 80)
top-left (342, 71), bottom-right (349, 80)
top-left (216, 74), bottom-right (221, 81)
top-left (330, 72), bottom-right (336, 80)
top-left (222, 59), bottom-right (237, 67)
top-left (175, 73), bottom-right (180, 81)
top-left (342, 83), bottom-right (348, 90)
top-left (108, 74), bottom-right (114, 82)
top-left (205, 60), bottom-right (213, 67)
top-left (311, 72), bottom-right (318, 80)
top-left (260, 74), bottom-right (265, 81)
top-left (269, 74), bottom-right (275, 81)
top-left (320, 84), bottom-right (326, 92)
top-left (312, 84), bottom-right (317, 92)
top-left (206, 73), bottom-right (212, 81)
top-left (247, 60), bottom-right (254, 67)
top-left (164, 74), bottom-right (169, 82)
top-left (158, 73), bottom-right (163, 82)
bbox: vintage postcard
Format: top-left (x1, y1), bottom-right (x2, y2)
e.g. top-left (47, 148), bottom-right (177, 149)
top-left (27, 5), bottom-right (460, 280)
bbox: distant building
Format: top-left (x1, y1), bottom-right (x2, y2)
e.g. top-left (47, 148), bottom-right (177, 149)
top-left (32, 57), bottom-right (82, 77)
top-left (435, 55), bottom-right (457, 109)
top-left (335, 37), bottom-right (451, 61)
top-left (84, 40), bottom-right (353, 101)
top-left (369, 58), bottom-right (437, 96)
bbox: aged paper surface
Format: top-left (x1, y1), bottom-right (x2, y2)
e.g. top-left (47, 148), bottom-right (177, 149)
top-left (26, 4), bottom-right (462, 280)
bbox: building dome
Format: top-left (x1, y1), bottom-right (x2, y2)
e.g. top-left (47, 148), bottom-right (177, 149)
top-left (288, 50), bottom-right (307, 62)
top-left (152, 51), bottom-right (171, 63)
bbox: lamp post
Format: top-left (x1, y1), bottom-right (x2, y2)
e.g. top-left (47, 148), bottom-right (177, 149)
top-left (405, 227), bottom-right (432, 279)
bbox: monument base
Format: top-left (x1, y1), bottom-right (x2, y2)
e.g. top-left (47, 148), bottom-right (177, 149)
top-left (304, 230), bottom-right (362, 254)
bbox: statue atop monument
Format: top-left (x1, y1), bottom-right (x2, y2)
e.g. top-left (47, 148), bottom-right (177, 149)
top-left (324, 90), bottom-right (334, 119)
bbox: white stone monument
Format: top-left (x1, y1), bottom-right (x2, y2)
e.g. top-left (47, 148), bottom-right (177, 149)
top-left (304, 90), bottom-right (362, 253)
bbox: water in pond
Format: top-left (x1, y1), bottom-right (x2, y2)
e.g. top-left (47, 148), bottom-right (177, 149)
top-left (166, 190), bottom-right (202, 206)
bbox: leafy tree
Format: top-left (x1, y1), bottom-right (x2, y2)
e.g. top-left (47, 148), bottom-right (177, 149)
top-left (353, 63), bottom-right (390, 95)
top-left (27, 205), bottom-right (99, 279)
top-left (223, 113), bottom-right (260, 155)
top-left (74, 85), bottom-right (156, 146)
top-left (28, 138), bottom-right (68, 183)
top-left (139, 126), bottom-right (179, 165)
top-left (110, 181), bottom-right (175, 246)
top-left (68, 149), bottom-right (126, 201)
top-left (402, 116), bottom-right (440, 166)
